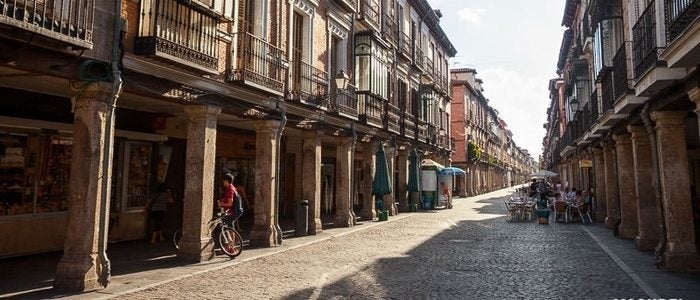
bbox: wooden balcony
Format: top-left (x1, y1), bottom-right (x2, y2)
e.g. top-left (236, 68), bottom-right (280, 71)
top-left (228, 31), bottom-right (287, 95)
top-left (134, 0), bottom-right (218, 74)
top-left (0, 0), bottom-right (95, 49)
top-left (384, 102), bottom-right (401, 134)
top-left (358, 0), bottom-right (379, 30)
top-left (397, 31), bottom-right (412, 61)
top-left (358, 91), bottom-right (384, 128)
top-left (289, 60), bottom-right (329, 106)
top-left (402, 112), bottom-right (416, 139)
top-left (331, 86), bottom-right (359, 119)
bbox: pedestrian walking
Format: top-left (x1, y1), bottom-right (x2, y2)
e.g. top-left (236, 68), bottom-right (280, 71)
top-left (144, 184), bottom-right (173, 244)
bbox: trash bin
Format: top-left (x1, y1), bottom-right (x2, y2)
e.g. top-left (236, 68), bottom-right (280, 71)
top-left (409, 203), bottom-right (418, 212)
top-left (378, 210), bottom-right (389, 221)
top-left (296, 200), bottom-right (309, 236)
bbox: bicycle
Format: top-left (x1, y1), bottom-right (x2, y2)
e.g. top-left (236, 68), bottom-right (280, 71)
top-left (172, 209), bottom-right (243, 258)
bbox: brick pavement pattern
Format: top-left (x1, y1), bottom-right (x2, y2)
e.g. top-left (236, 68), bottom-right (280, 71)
top-left (118, 189), bottom-right (647, 299)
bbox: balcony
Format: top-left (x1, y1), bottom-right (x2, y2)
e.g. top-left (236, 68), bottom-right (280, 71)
top-left (134, 0), bottom-right (218, 74)
top-left (0, 0), bottom-right (94, 49)
top-left (632, 2), bottom-right (661, 80)
top-left (331, 85), bottom-right (359, 119)
top-left (417, 120), bottom-right (429, 143)
top-left (358, 91), bottom-right (384, 127)
top-left (424, 57), bottom-right (434, 79)
top-left (665, 0), bottom-right (700, 43)
top-left (590, 90), bottom-right (599, 121)
top-left (402, 112), bottom-right (416, 139)
top-left (384, 102), bottom-right (401, 134)
top-left (289, 61), bottom-right (329, 106)
top-left (612, 44), bottom-right (630, 102)
top-left (437, 134), bottom-right (450, 150)
top-left (413, 46), bottom-right (424, 71)
top-left (229, 31), bottom-right (287, 95)
top-left (397, 31), bottom-right (412, 61)
top-left (335, 0), bottom-right (358, 13)
top-left (381, 13), bottom-right (397, 46)
top-left (662, 0), bottom-right (700, 67)
top-left (358, 0), bottom-right (379, 30)
top-left (600, 69), bottom-right (615, 112)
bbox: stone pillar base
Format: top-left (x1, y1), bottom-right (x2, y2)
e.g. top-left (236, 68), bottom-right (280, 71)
top-left (662, 253), bottom-right (700, 272)
top-left (635, 236), bottom-right (657, 251)
top-left (334, 212), bottom-right (354, 228)
top-left (360, 209), bottom-right (376, 221)
top-left (617, 226), bottom-right (637, 240)
top-left (309, 218), bottom-right (323, 235)
top-left (177, 238), bottom-right (214, 262)
top-left (605, 217), bottom-right (619, 229)
top-left (54, 257), bottom-right (103, 292)
top-left (251, 225), bottom-right (281, 247)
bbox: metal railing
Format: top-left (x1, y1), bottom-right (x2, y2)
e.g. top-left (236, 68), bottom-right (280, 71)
top-left (402, 112), bottom-right (416, 139)
top-left (359, 0), bottom-right (380, 29)
top-left (632, 1), bottom-right (660, 79)
top-left (612, 43), bottom-right (629, 101)
top-left (417, 121), bottom-right (429, 142)
top-left (381, 13), bottom-right (397, 45)
top-left (425, 57), bottom-right (434, 78)
top-left (230, 31), bottom-right (287, 93)
top-left (290, 60), bottom-right (329, 105)
top-left (135, 0), bottom-right (218, 71)
top-left (414, 46), bottom-right (424, 70)
top-left (358, 91), bottom-right (384, 127)
top-left (0, 0), bottom-right (95, 48)
top-left (398, 31), bottom-right (412, 59)
top-left (600, 69), bottom-right (615, 112)
top-left (664, 0), bottom-right (700, 43)
top-left (333, 85), bottom-right (359, 118)
top-left (590, 90), bottom-right (599, 120)
top-left (385, 103), bottom-right (401, 134)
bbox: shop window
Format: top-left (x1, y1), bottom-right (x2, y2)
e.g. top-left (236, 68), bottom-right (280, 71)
top-left (124, 142), bottom-right (152, 209)
top-left (1, 132), bottom-right (72, 216)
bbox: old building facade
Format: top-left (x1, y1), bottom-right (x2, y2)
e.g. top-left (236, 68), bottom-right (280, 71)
top-left (450, 68), bottom-right (536, 197)
top-left (0, 0), bottom-right (455, 291)
top-left (542, 0), bottom-right (700, 271)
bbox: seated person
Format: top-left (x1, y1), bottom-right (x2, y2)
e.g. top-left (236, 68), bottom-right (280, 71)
top-left (566, 188), bottom-right (577, 201)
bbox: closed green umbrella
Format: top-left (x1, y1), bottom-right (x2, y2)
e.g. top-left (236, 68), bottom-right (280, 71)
top-left (408, 149), bottom-right (420, 192)
top-left (372, 143), bottom-right (392, 213)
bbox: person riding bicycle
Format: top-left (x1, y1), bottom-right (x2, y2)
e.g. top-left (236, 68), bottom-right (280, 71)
top-left (217, 173), bottom-right (243, 229)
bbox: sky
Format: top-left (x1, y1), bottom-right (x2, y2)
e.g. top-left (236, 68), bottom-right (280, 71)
top-left (427, 0), bottom-right (567, 160)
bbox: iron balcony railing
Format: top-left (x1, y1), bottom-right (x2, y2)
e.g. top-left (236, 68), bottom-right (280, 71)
top-left (632, 1), bottom-right (661, 79)
top-left (417, 120), bottom-right (429, 142)
top-left (601, 69), bottom-right (615, 112)
top-left (381, 13), bottom-right (398, 45)
top-left (384, 102), bottom-right (401, 134)
top-left (612, 43), bottom-right (630, 101)
top-left (397, 31), bottom-right (412, 59)
top-left (664, 0), bottom-right (700, 43)
top-left (358, 91), bottom-right (384, 127)
top-left (359, 0), bottom-right (380, 29)
top-left (414, 46), bottom-right (424, 70)
top-left (135, 0), bottom-right (218, 72)
top-left (229, 31), bottom-right (287, 94)
top-left (402, 112), bottom-right (416, 139)
top-left (590, 90), bottom-right (599, 120)
top-left (290, 60), bottom-right (329, 105)
top-left (332, 85), bottom-right (359, 118)
top-left (425, 57), bottom-right (434, 78)
top-left (0, 0), bottom-right (95, 48)
top-left (335, 0), bottom-right (358, 12)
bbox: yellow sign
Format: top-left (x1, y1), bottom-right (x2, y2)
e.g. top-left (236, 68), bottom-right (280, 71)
top-left (579, 160), bottom-right (593, 168)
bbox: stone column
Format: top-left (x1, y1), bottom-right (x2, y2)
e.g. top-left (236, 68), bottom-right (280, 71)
top-left (360, 142), bottom-right (376, 220)
top-left (628, 125), bottom-right (661, 250)
top-left (397, 149), bottom-right (409, 212)
top-left (652, 111), bottom-right (699, 271)
top-left (591, 147), bottom-right (607, 222)
top-left (251, 120), bottom-right (283, 247)
top-left (176, 105), bottom-right (220, 262)
top-left (603, 140), bottom-right (620, 229)
top-left (613, 133), bottom-right (638, 239)
top-left (385, 146), bottom-right (397, 215)
top-left (302, 131), bottom-right (323, 235)
top-left (335, 137), bottom-right (355, 227)
top-left (54, 83), bottom-right (113, 291)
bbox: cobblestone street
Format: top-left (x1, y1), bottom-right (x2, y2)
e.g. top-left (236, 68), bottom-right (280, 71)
top-left (114, 187), bottom-right (661, 299)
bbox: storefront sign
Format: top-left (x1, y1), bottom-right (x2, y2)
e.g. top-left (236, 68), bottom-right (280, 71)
top-left (579, 160), bottom-right (593, 168)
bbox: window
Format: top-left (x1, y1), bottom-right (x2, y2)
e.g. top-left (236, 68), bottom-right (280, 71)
top-left (592, 18), bottom-right (624, 77)
top-left (354, 34), bottom-right (391, 100)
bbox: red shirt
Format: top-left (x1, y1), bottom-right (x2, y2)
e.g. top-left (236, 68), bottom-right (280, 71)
top-left (221, 184), bottom-right (236, 208)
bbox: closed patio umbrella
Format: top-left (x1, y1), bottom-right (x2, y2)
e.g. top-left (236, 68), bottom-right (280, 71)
top-left (408, 149), bottom-right (420, 192)
top-left (372, 143), bottom-right (392, 214)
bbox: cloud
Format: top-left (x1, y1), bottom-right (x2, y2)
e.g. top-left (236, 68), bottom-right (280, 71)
top-left (457, 7), bottom-right (487, 24)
